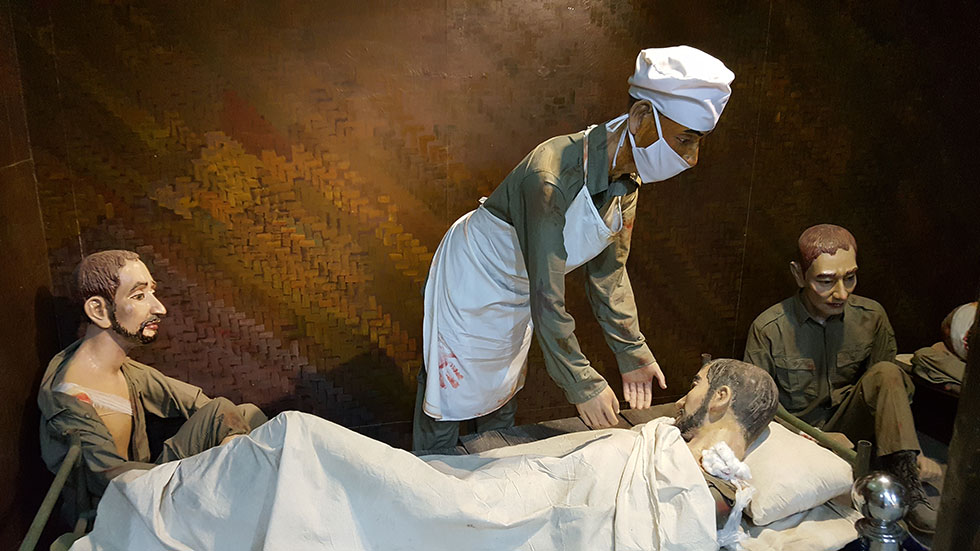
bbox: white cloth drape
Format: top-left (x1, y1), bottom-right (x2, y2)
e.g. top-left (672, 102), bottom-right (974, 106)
top-left (72, 413), bottom-right (716, 551)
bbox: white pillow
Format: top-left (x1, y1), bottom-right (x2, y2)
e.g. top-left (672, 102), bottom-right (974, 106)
top-left (741, 501), bottom-right (860, 551)
top-left (743, 422), bottom-right (854, 525)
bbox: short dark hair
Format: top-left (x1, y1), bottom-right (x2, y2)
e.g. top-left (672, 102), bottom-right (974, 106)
top-left (72, 250), bottom-right (141, 306)
top-left (797, 224), bottom-right (857, 271)
top-left (704, 358), bottom-right (779, 444)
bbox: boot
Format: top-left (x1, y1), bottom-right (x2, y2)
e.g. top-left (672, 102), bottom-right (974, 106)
top-left (881, 450), bottom-right (937, 535)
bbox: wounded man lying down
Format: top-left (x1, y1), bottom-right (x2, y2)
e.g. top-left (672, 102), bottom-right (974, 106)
top-left (73, 359), bottom-right (778, 551)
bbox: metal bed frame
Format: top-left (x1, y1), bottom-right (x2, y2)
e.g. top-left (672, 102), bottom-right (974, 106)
top-left (19, 433), bottom-right (93, 551)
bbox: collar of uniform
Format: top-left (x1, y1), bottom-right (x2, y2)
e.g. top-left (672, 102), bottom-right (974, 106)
top-left (584, 124), bottom-right (640, 198)
top-left (792, 291), bottom-right (847, 326)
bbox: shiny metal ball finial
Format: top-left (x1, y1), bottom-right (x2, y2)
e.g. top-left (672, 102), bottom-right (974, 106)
top-left (852, 471), bottom-right (908, 524)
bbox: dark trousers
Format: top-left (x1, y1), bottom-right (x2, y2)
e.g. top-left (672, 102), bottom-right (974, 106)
top-left (824, 361), bottom-right (920, 457)
top-left (156, 398), bottom-right (268, 463)
top-left (412, 365), bottom-right (519, 452)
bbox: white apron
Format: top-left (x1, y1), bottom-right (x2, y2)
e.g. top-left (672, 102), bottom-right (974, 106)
top-left (423, 126), bottom-right (623, 420)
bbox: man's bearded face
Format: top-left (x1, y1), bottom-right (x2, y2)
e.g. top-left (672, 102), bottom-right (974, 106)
top-left (674, 366), bottom-right (712, 441)
top-left (109, 306), bottom-right (161, 344)
top-left (674, 395), bottom-right (710, 441)
top-left (108, 260), bottom-right (166, 345)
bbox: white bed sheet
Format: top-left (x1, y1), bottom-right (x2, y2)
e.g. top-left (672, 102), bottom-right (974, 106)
top-left (72, 412), bottom-right (718, 551)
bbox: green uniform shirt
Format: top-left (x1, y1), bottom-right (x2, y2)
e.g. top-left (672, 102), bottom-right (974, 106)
top-left (743, 293), bottom-right (897, 424)
top-left (38, 340), bottom-right (213, 495)
top-left (482, 124), bottom-right (656, 405)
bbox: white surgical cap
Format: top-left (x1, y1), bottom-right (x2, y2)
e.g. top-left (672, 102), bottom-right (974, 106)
top-left (627, 46), bottom-right (735, 132)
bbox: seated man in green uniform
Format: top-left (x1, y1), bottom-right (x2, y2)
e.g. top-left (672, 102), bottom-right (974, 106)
top-left (743, 224), bottom-right (938, 534)
top-left (38, 250), bottom-right (267, 502)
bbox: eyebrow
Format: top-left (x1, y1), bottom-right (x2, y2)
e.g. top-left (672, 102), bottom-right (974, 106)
top-left (684, 129), bottom-right (705, 137)
top-left (128, 281), bottom-right (150, 294)
top-left (816, 268), bottom-right (859, 278)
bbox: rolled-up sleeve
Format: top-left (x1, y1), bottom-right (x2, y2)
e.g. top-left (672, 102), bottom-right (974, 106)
top-left (511, 170), bottom-right (607, 404)
top-left (583, 190), bottom-right (656, 374)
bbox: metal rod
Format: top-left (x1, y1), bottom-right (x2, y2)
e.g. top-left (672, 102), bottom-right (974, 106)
top-left (72, 442), bottom-right (90, 538)
top-left (18, 434), bottom-right (81, 551)
top-left (72, 516), bottom-right (88, 539)
top-left (855, 439), bottom-right (873, 479)
top-left (775, 404), bottom-right (858, 465)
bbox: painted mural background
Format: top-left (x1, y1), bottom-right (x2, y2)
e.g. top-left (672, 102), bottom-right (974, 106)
top-left (14, 0), bottom-right (979, 447)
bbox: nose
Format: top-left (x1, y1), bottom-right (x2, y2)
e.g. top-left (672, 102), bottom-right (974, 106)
top-left (674, 395), bottom-right (686, 410)
top-left (151, 294), bottom-right (167, 316)
top-left (832, 279), bottom-right (849, 301)
top-left (684, 145), bottom-right (700, 167)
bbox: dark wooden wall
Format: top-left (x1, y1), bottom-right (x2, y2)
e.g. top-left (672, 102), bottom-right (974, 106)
top-left (0, 1), bottom-right (60, 547)
top-left (6, 0), bottom-right (979, 458)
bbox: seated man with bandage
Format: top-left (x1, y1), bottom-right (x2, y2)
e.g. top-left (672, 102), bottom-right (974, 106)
top-left (38, 250), bottom-right (267, 507)
top-left (72, 359), bottom-right (778, 551)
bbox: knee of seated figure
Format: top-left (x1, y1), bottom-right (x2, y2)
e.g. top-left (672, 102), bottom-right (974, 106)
top-left (238, 403), bottom-right (268, 429)
top-left (867, 361), bottom-right (906, 387)
top-left (207, 396), bottom-right (235, 411)
top-left (206, 397), bottom-right (253, 436)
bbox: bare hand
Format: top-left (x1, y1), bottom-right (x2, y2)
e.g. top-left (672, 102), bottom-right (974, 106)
top-left (576, 386), bottom-right (621, 429)
top-left (621, 361), bottom-right (667, 410)
top-left (220, 433), bottom-right (245, 446)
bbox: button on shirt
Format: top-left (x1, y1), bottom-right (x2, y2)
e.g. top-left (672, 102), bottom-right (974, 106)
top-left (481, 125), bottom-right (656, 404)
top-left (743, 293), bottom-right (897, 425)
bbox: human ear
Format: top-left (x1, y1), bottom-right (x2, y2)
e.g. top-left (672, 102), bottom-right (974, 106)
top-left (627, 100), bottom-right (655, 139)
top-left (84, 296), bottom-right (113, 329)
top-left (789, 261), bottom-right (806, 288)
top-left (709, 385), bottom-right (732, 414)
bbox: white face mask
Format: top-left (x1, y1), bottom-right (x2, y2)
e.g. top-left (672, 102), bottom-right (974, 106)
top-left (614, 108), bottom-right (692, 183)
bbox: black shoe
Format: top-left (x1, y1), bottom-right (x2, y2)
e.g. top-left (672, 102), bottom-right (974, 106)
top-left (880, 450), bottom-right (937, 535)
top-left (906, 496), bottom-right (937, 535)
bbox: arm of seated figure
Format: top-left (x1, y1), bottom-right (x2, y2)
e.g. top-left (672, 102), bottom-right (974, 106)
top-left (103, 461), bottom-right (156, 480)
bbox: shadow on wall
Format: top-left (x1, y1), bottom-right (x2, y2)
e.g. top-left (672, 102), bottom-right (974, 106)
top-left (0, 287), bottom-right (66, 546)
top-left (262, 350), bottom-right (416, 449)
